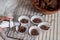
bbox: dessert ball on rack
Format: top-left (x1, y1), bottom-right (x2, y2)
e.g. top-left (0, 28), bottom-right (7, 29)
top-left (31, 16), bottom-right (44, 25)
top-left (29, 26), bottom-right (39, 36)
top-left (18, 16), bottom-right (30, 24)
top-left (38, 22), bottom-right (50, 32)
top-left (18, 26), bottom-right (26, 33)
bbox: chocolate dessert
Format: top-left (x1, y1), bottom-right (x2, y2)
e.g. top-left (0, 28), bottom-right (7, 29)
top-left (21, 19), bottom-right (28, 23)
top-left (32, 0), bottom-right (60, 14)
top-left (18, 26), bottom-right (26, 33)
top-left (31, 29), bottom-right (39, 35)
top-left (33, 18), bottom-right (42, 23)
top-left (40, 25), bottom-right (49, 30)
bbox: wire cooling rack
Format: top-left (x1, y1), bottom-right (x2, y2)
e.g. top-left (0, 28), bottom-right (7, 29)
top-left (6, 0), bottom-right (59, 40)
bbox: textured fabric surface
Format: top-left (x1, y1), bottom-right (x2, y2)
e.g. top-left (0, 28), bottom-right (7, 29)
top-left (0, 0), bottom-right (60, 40)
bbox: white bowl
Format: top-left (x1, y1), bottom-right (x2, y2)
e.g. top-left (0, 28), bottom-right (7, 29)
top-left (29, 26), bottom-right (39, 36)
top-left (31, 16), bottom-right (44, 25)
top-left (18, 16), bottom-right (30, 25)
top-left (38, 22), bottom-right (51, 32)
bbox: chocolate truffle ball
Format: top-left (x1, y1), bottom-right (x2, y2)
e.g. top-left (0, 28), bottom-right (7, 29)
top-left (31, 29), bottom-right (39, 35)
top-left (33, 18), bottom-right (42, 23)
top-left (40, 25), bottom-right (49, 30)
top-left (18, 26), bottom-right (26, 33)
top-left (21, 19), bottom-right (28, 23)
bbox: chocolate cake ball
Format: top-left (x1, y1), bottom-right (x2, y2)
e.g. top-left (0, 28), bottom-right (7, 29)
top-left (40, 25), bottom-right (49, 30)
top-left (38, 22), bottom-right (50, 31)
top-left (31, 29), bottom-right (39, 35)
top-left (31, 16), bottom-right (43, 25)
top-left (18, 26), bottom-right (26, 33)
top-left (33, 18), bottom-right (42, 23)
top-left (29, 26), bottom-right (39, 36)
top-left (21, 19), bottom-right (28, 23)
top-left (18, 16), bottom-right (29, 24)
